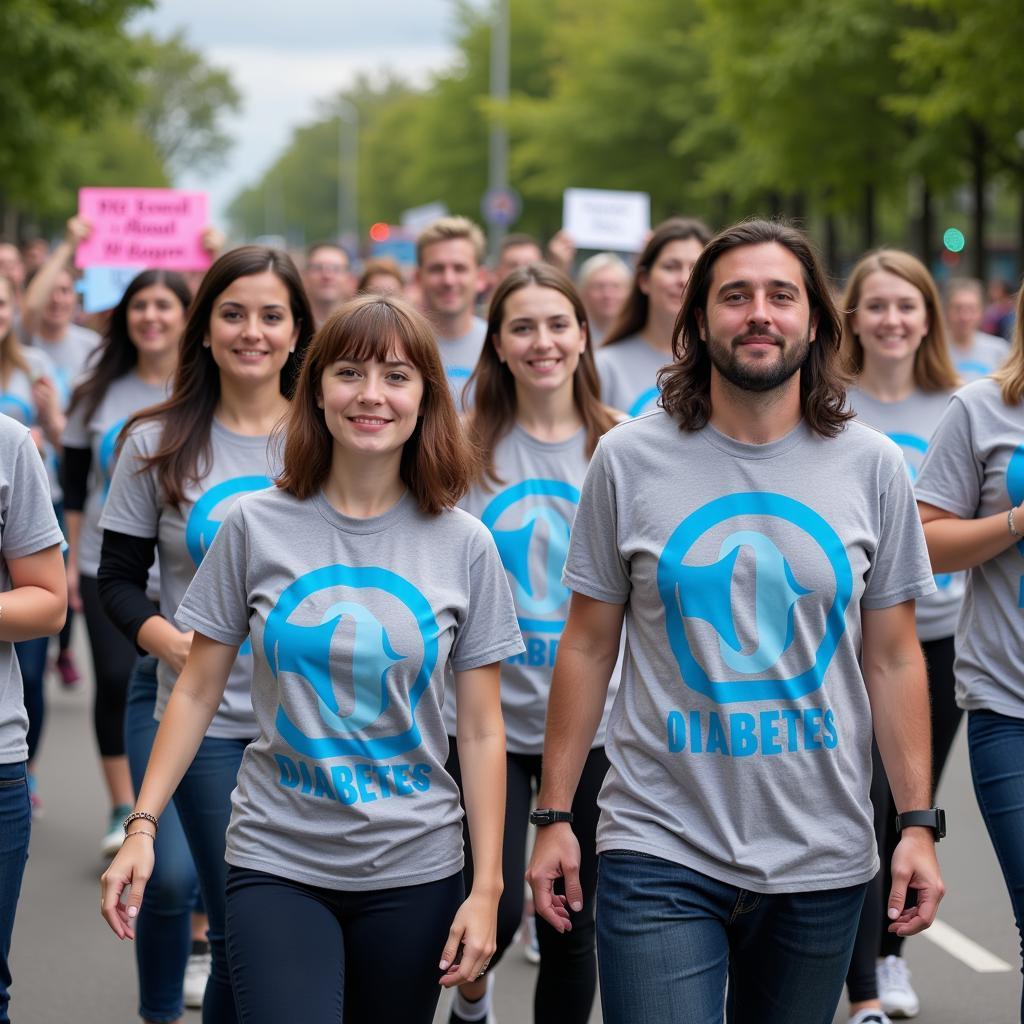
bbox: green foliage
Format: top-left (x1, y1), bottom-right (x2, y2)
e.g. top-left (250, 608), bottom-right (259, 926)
top-left (0, 0), bottom-right (150, 207)
top-left (134, 31), bottom-right (242, 177)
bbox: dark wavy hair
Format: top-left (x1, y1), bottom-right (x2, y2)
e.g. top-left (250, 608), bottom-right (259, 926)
top-left (68, 270), bottom-right (192, 424)
top-left (124, 246), bottom-right (314, 506)
top-left (278, 294), bottom-right (476, 514)
top-left (659, 219), bottom-right (852, 438)
top-left (466, 263), bottom-right (616, 486)
top-left (602, 217), bottom-right (712, 347)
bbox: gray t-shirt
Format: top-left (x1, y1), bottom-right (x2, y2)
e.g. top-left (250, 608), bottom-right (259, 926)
top-left (437, 317), bottom-right (487, 412)
top-left (595, 335), bottom-right (670, 417)
top-left (950, 332), bottom-right (1009, 382)
top-left (100, 419), bottom-right (282, 738)
top-left (0, 349), bottom-right (55, 428)
top-left (847, 386), bottom-right (963, 641)
top-left (916, 378), bottom-right (1024, 718)
top-left (175, 487), bottom-right (524, 890)
top-left (445, 425), bottom-right (619, 753)
top-left (62, 373), bottom-right (167, 578)
top-left (563, 411), bottom-right (934, 893)
top-left (29, 324), bottom-right (100, 405)
top-left (0, 417), bottom-right (65, 762)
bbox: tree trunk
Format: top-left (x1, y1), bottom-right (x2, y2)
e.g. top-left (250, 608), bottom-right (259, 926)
top-left (862, 183), bottom-right (876, 252)
top-left (920, 180), bottom-right (933, 269)
top-left (789, 192), bottom-right (807, 226)
top-left (1018, 187), bottom-right (1024, 276)
top-left (971, 122), bottom-right (987, 280)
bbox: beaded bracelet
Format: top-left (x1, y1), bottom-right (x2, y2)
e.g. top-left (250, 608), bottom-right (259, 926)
top-left (122, 811), bottom-right (159, 835)
top-left (1010, 508), bottom-right (1022, 540)
top-left (125, 830), bottom-right (156, 841)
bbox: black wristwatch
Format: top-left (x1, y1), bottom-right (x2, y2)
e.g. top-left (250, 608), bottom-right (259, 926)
top-left (530, 808), bottom-right (574, 827)
top-left (894, 808), bottom-right (946, 842)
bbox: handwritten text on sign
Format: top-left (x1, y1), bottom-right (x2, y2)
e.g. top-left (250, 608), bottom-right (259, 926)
top-left (75, 188), bottom-right (211, 271)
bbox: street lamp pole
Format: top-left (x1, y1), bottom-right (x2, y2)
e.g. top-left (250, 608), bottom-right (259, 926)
top-left (337, 98), bottom-right (359, 248)
top-left (488, 0), bottom-right (510, 261)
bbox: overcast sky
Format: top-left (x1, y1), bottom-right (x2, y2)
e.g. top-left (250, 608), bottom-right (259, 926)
top-left (133, 1), bottom-right (465, 222)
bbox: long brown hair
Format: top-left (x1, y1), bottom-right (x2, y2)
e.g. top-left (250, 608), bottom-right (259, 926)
top-left (602, 217), bottom-right (712, 347)
top-left (123, 247), bottom-right (314, 506)
top-left (0, 276), bottom-right (28, 388)
top-left (68, 270), bottom-right (192, 424)
top-left (660, 219), bottom-right (852, 438)
top-left (993, 283), bottom-right (1024, 404)
top-left (278, 295), bottom-right (476, 514)
top-left (466, 264), bottom-right (616, 486)
top-left (841, 249), bottom-right (960, 393)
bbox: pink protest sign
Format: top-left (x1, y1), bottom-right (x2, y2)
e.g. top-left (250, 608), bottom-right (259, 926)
top-left (75, 188), bottom-right (211, 271)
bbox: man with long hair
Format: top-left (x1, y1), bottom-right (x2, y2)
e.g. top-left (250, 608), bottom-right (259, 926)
top-left (526, 220), bottom-right (945, 1023)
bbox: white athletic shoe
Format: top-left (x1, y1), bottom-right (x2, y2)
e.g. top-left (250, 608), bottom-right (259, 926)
top-left (184, 948), bottom-right (211, 1009)
top-left (877, 955), bottom-right (920, 1018)
top-left (523, 916), bottom-right (540, 965)
top-left (849, 1009), bottom-right (893, 1024)
top-left (100, 805), bottom-right (133, 859)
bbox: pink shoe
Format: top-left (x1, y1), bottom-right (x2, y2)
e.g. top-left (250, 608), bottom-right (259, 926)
top-left (55, 650), bottom-right (81, 687)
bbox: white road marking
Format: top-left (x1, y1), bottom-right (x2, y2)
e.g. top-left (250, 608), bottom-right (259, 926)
top-left (923, 919), bottom-right (1014, 973)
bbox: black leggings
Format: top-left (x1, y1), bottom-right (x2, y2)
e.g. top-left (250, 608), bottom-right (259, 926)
top-left (79, 574), bottom-right (137, 758)
top-left (225, 865), bottom-right (463, 1024)
top-left (446, 741), bottom-right (609, 1024)
top-left (846, 634), bottom-right (962, 1002)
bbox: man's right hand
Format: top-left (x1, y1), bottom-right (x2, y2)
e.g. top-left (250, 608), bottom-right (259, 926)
top-left (525, 821), bottom-right (582, 933)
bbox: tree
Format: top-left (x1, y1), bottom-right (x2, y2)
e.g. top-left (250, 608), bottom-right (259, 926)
top-left (0, 0), bottom-right (149, 212)
top-left (134, 31), bottom-right (241, 178)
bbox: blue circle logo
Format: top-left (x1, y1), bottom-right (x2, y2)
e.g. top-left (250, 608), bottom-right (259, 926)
top-left (1007, 445), bottom-right (1024, 558)
top-left (657, 492), bottom-right (852, 703)
top-left (265, 564), bottom-right (439, 761)
top-left (628, 387), bottom-right (660, 417)
top-left (0, 394), bottom-right (33, 427)
top-left (185, 476), bottom-right (273, 567)
top-left (887, 432), bottom-right (928, 482)
top-left (99, 417), bottom-right (128, 497)
top-left (481, 478), bottom-right (579, 633)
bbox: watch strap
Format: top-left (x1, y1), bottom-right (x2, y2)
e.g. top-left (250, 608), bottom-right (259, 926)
top-left (895, 807), bottom-right (946, 841)
top-left (530, 808), bottom-right (574, 826)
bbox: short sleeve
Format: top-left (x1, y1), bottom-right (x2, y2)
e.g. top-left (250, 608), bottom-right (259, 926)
top-left (175, 502), bottom-right (250, 646)
top-left (562, 440), bottom-right (631, 603)
top-left (915, 395), bottom-right (982, 519)
top-left (862, 459), bottom-right (936, 610)
top-left (2, 432), bottom-right (64, 559)
top-left (449, 524), bottom-right (524, 671)
top-left (99, 427), bottom-right (159, 539)
top-left (61, 399), bottom-right (89, 449)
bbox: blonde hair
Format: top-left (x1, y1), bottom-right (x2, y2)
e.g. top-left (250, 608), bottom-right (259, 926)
top-left (993, 284), bottom-right (1024, 404)
top-left (841, 249), bottom-right (960, 393)
top-left (416, 216), bottom-right (486, 267)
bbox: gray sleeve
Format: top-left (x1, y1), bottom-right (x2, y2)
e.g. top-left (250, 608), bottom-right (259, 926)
top-left (98, 428), bottom-right (159, 539)
top-left (3, 433), bottom-right (64, 559)
top-left (862, 459), bottom-right (936, 610)
top-left (61, 400), bottom-right (89, 449)
top-left (450, 525), bottom-right (525, 671)
top-left (562, 441), bottom-right (631, 603)
top-left (915, 396), bottom-right (982, 519)
top-left (175, 502), bottom-right (250, 646)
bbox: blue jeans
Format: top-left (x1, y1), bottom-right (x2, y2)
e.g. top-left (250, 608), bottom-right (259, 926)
top-left (0, 762), bottom-right (31, 1024)
top-left (596, 850), bottom-right (867, 1024)
top-left (14, 639), bottom-right (47, 763)
top-left (968, 709), bottom-right (1024, 1019)
top-left (124, 657), bottom-right (199, 1023)
top-left (173, 729), bottom-right (250, 1024)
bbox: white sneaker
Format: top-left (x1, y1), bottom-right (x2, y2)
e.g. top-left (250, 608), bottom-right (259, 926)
top-left (100, 805), bottom-right (133, 859)
top-left (184, 948), bottom-right (211, 1009)
top-left (877, 955), bottom-right (920, 1018)
top-left (523, 916), bottom-right (540, 965)
top-left (850, 1010), bottom-right (893, 1024)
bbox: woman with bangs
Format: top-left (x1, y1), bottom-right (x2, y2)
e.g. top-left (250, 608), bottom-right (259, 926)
top-left (101, 294), bottom-right (522, 1023)
top-left (915, 283), bottom-right (1024, 1016)
top-left (839, 249), bottom-right (962, 1024)
top-left (98, 247), bottom-right (314, 1023)
top-left (444, 264), bottom-right (620, 1024)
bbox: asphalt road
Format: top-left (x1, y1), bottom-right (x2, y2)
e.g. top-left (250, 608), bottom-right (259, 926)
top-left (8, 625), bottom-right (1021, 1023)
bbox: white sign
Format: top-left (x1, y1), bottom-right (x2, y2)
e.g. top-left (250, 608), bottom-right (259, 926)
top-left (400, 201), bottom-right (449, 233)
top-left (562, 188), bottom-right (651, 253)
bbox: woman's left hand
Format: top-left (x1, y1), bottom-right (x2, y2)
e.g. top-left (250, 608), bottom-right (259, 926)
top-left (437, 889), bottom-right (499, 988)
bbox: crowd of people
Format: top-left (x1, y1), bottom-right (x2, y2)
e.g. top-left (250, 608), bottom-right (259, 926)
top-left (0, 209), bottom-right (1020, 1024)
